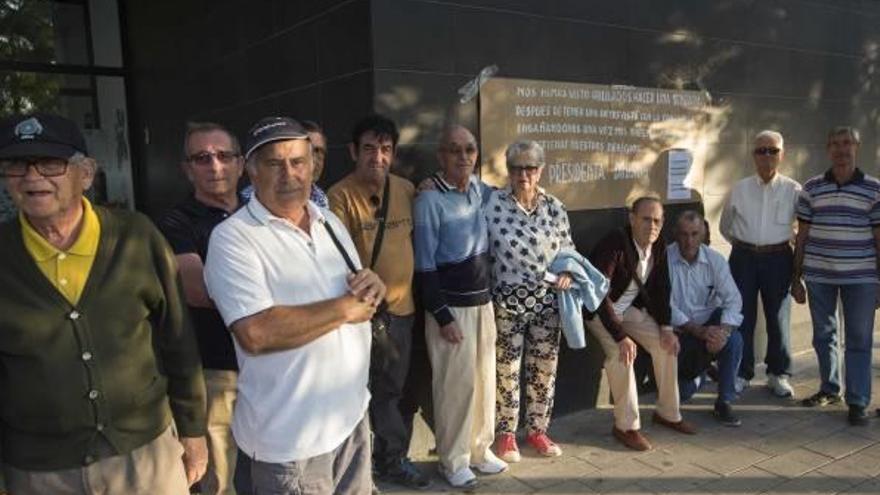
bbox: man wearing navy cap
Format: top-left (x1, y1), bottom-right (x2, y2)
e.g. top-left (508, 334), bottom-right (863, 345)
top-left (0, 113), bottom-right (208, 493)
top-left (205, 116), bottom-right (385, 494)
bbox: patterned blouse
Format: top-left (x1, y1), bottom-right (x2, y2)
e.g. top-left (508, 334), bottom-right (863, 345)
top-left (485, 187), bottom-right (574, 318)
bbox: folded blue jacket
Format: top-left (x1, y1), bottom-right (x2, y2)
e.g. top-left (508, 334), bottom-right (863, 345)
top-left (549, 249), bottom-right (610, 349)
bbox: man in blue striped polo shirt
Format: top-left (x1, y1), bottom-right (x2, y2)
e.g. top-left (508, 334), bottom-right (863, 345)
top-left (792, 126), bottom-right (880, 426)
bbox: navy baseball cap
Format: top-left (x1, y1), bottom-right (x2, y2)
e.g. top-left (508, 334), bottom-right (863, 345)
top-left (244, 116), bottom-right (309, 161)
top-left (0, 113), bottom-right (88, 160)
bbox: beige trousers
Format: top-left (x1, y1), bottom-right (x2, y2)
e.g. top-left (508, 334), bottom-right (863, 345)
top-left (587, 306), bottom-right (681, 431)
top-left (202, 369), bottom-right (238, 495)
top-left (3, 425), bottom-right (188, 495)
top-left (426, 303), bottom-right (497, 474)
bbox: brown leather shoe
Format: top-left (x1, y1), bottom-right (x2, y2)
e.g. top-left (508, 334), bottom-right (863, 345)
top-left (612, 426), bottom-right (652, 451)
top-left (651, 412), bottom-right (697, 434)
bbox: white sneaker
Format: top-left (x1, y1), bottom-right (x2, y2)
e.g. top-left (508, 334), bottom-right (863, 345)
top-left (471, 449), bottom-right (509, 475)
top-left (443, 466), bottom-right (478, 488)
top-left (734, 377), bottom-right (750, 394)
top-left (767, 374), bottom-right (794, 398)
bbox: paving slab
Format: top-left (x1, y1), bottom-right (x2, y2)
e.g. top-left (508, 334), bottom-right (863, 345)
top-left (769, 471), bottom-right (854, 494)
top-left (690, 444), bottom-right (771, 475)
top-left (698, 466), bottom-right (785, 494)
top-left (803, 431), bottom-right (877, 459)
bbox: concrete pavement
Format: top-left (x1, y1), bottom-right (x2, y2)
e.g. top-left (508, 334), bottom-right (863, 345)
top-left (383, 328), bottom-right (880, 494)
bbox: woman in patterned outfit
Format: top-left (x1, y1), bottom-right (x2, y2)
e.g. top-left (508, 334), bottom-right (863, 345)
top-left (487, 140), bottom-right (574, 461)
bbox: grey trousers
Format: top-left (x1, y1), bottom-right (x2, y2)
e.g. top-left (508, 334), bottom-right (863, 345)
top-left (238, 415), bottom-right (372, 495)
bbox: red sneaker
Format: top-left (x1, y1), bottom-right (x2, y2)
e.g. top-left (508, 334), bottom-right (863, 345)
top-left (494, 433), bottom-right (521, 463)
top-left (526, 432), bottom-right (562, 457)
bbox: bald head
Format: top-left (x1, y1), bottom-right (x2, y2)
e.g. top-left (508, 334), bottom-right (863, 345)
top-left (437, 125), bottom-right (478, 190)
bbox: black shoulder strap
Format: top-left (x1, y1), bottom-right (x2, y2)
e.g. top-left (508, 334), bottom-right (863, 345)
top-left (369, 174), bottom-right (391, 269)
top-left (323, 221), bottom-right (358, 273)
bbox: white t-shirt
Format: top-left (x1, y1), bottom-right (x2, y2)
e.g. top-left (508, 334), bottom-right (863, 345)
top-left (204, 197), bottom-right (371, 463)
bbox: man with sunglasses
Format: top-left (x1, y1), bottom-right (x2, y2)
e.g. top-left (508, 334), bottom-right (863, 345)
top-left (720, 130), bottom-right (800, 399)
top-left (0, 113), bottom-right (207, 493)
top-left (158, 122), bottom-right (245, 495)
top-left (793, 127), bottom-right (880, 426)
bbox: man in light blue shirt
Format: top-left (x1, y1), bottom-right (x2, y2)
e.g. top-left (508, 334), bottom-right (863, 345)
top-left (668, 211), bottom-right (744, 427)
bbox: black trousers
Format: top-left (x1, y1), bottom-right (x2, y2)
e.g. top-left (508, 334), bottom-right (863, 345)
top-left (370, 313), bottom-right (415, 470)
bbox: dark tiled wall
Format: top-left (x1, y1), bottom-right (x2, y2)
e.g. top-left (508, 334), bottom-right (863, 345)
top-left (124, 0), bottom-right (373, 216)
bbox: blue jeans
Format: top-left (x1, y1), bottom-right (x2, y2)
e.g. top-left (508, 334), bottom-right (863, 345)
top-left (679, 329), bottom-right (744, 404)
top-left (806, 281), bottom-right (877, 407)
top-left (729, 246), bottom-right (793, 379)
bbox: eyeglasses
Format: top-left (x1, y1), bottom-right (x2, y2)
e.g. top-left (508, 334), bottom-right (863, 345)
top-left (186, 150), bottom-right (240, 166)
top-left (508, 164), bottom-right (541, 174)
top-left (753, 147), bottom-right (781, 156)
top-left (0, 158), bottom-right (70, 178)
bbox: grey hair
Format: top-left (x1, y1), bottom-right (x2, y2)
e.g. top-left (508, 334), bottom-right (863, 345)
top-left (754, 130), bottom-right (784, 149)
top-left (676, 209), bottom-right (705, 232)
top-left (629, 194), bottom-right (662, 214)
top-left (827, 126), bottom-right (861, 145)
top-left (245, 139), bottom-right (314, 171)
top-left (69, 152), bottom-right (98, 170)
top-left (438, 124), bottom-right (475, 149)
top-left (505, 140), bottom-right (545, 166)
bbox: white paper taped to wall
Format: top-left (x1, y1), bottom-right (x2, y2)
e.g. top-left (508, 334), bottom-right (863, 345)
top-left (667, 149), bottom-right (694, 200)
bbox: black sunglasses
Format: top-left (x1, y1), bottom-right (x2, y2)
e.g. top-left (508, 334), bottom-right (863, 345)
top-left (187, 150), bottom-right (241, 166)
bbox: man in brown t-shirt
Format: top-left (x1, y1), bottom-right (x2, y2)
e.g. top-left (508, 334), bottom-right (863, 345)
top-left (327, 114), bottom-right (428, 490)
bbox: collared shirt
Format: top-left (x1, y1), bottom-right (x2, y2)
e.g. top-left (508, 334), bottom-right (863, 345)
top-left (721, 173), bottom-right (801, 246)
top-left (157, 194), bottom-right (243, 371)
top-left (797, 168), bottom-right (880, 284)
top-left (204, 197), bottom-right (370, 463)
top-left (414, 173), bottom-right (491, 326)
top-left (485, 186), bottom-right (574, 288)
top-left (21, 198), bottom-right (100, 304)
top-left (241, 183), bottom-right (328, 208)
top-left (667, 243), bottom-right (743, 328)
top-left (611, 239), bottom-right (652, 316)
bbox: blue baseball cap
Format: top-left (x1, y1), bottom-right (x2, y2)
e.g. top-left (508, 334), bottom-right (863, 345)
top-left (244, 116), bottom-right (309, 161)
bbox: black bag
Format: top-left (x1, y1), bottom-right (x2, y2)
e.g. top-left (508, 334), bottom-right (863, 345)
top-left (322, 175), bottom-right (397, 359)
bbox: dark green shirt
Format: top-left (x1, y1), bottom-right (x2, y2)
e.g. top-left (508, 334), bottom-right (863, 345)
top-left (0, 207), bottom-right (206, 471)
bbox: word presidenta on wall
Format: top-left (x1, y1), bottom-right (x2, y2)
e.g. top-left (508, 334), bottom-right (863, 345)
top-left (480, 78), bottom-right (711, 210)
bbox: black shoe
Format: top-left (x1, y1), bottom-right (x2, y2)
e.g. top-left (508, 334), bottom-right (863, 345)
top-left (713, 401), bottom-right (742, 427)
top-left (706, 363), bottom-right (720, 383)
top-left (801, 391), bottom-right (842, 407)
top-left (848, 405), bottom-right (869, 426)
top-left (380, 458), bottom-right (431, 490)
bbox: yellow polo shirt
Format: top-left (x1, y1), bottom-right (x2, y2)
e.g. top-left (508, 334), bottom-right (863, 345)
top-left (21, 198), bottom-right (101, 304)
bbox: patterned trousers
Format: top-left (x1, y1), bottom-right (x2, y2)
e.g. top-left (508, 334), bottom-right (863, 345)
top-left (494, 306), bottom-right (562, 435)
